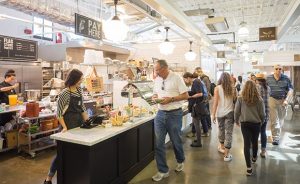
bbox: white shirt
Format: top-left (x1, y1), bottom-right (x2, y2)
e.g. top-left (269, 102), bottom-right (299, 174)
top-left (216, 85), bottom-right (234, 117)
top-left (153, 71), bottom-right (188, 111)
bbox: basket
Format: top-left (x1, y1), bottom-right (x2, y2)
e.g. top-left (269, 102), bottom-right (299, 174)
top-left (86, 66), bottom-right (103, 93)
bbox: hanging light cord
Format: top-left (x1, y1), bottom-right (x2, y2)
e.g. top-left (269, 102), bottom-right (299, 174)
top-left (189, 41), bottom-right (193, 52)
top-left (114, 0), bottom-right (118, 16)
top-left (165, 27), bottom-right (170, 41)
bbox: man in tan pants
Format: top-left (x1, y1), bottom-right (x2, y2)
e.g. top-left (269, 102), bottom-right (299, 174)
top-left (266, 64), bottom-right (293, 145)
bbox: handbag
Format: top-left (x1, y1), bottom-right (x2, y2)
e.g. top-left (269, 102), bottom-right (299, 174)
top-left (86, 66), bottom-right (103, 93)
top-left (191, 101), bottom-right (209, 118)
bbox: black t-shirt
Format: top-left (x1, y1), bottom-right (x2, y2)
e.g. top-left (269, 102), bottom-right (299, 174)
top-left (0, 81), bottom-right (16, 104)
top-left (188, 79), bottom-right (204, 112)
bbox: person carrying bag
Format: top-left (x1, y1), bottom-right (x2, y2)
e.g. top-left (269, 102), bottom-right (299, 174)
top-left (183, 72), bottom-right (209, 147)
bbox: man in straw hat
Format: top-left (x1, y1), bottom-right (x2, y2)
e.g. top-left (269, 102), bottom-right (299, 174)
top-left (266, 64), bottom-right (293, 145)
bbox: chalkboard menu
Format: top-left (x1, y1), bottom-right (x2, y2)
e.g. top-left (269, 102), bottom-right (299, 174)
top-left (75, 13), bottom-right (102, 40)
top-left (0, 35), bottom-right (38, 61)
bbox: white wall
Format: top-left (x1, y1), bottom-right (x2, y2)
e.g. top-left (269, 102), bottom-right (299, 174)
top-left (131, 41), bottom-right (201, 73)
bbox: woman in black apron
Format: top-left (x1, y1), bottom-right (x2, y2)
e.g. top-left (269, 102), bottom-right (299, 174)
top-left (44, 69), bottom-right (88, 184)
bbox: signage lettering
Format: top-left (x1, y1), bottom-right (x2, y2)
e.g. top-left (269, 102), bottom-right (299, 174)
top-left (75, 13), bottom-right (102, 40)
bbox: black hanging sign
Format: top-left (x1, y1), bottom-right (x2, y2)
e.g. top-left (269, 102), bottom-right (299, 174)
top-left (75, 13), bottom-right (102, 40)
top-left (259, 27), bottom-right (276, 41)
top-left (0, 35), bottom-right (38, 61)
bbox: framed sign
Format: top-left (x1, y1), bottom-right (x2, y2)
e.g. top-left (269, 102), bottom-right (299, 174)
top-left (217, 51), bottom-right (225, 58)
top-left (75, 13), bottom-right (102, 40)
top-left (259, 27), bottom-right (276, 41)
top-left (0, 35), bottom-right (38, 61)
top-left (294, 54), bottom-right (300, 62)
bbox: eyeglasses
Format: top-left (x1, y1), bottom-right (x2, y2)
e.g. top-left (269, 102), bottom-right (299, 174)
top-left (161, 80), bottom-right (165, 90)
top-left (275, 68), bottom-right (282, 71)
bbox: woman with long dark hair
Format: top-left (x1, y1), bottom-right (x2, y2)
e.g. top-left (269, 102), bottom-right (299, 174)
top-left (212, 72), bottom-right (237, 161)
top-left (183, 72), bottom-right (208, 147)
top-left (234, 80), bottom-right (265, 176)
top-left (255, 73), bottom-right (270, 158)
top-left (44, 69), bottom-right (89, 184)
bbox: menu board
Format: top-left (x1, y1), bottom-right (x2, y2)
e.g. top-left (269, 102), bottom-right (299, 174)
top-left (75, 13), bottom-right (102, 40)
top-left (0, 35), bottom-right (38, 61)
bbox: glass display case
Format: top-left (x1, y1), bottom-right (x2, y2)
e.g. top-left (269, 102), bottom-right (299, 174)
top-left (121, 81), bottom-right (156, 105)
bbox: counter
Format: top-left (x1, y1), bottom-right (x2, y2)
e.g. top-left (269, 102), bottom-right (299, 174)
top-left (51, 108), bottom-right (190, 184)
top-left (51, 115), bottom-right (156, 184)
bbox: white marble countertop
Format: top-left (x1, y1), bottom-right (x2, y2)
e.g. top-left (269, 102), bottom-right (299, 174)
top-left (50, 115), bottom-right (156, 146)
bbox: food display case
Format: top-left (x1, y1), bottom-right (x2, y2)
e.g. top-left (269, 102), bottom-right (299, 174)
top-left (113, 80), bottom-right (156, 109)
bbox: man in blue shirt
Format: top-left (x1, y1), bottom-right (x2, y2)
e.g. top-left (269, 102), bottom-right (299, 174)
top-left (266, 64), bottom-right (293, 145)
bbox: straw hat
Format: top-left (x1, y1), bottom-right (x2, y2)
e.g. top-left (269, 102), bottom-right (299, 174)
top-left (255, 73), bottom-right (266, 79)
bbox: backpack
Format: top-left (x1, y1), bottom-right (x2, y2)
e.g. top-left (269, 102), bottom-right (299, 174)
top-left (236, 83), bottom-right (241, 92)
top-left (200, 75), bottom-right (214, 96)
top-left (210, 83), bottom-right (216, 96)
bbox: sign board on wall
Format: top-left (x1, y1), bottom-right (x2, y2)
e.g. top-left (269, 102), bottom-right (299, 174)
top-left (294, 54), bottom-right (300, 61)
top-left (0, 35), bottom-right (37, 61)
top-left (259, 27), bottom-right (276, 41)
top-left (217, 51), bottom-right (225, 58)
top-left (75, 13), bottom-right (102, 40)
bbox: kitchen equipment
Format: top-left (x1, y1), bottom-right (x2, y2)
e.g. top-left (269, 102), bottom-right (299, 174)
top-left (8, 95), bottom-right (18, 106)
top-left (26, 89), bottom-right (41, 102)
top-left (0, 137), bottom-right (4, 150)
top-left (26, 102), bottom-right (40, 117)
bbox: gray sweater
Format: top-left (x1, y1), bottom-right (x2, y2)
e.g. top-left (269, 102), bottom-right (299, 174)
top-left (234, 96), bottom-right (265, 124)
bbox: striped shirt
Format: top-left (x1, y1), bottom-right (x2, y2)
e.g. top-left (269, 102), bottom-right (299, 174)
top-left (257, 84), bottom-right (270, 122)
top-left (266, 74), bottom-right (293, 100)
top-left (57, 87), bottom-right (86, 118)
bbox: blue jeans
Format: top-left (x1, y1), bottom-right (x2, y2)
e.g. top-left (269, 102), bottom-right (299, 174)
top-left (154, 109), bottom-right (185, 173)
top-left (48, 155), bottom-right (57, 177)
top-left (260, 120), bottom-right (268, 149)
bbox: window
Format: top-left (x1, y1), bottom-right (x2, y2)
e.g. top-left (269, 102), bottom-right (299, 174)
top-left (33, 17), bottom-right (53, 41)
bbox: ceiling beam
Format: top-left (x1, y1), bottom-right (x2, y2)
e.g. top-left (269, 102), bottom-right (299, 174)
top-left (277, 0), bottom-right (300, 41)
top-left (140, 0), bottom-right (214, 49)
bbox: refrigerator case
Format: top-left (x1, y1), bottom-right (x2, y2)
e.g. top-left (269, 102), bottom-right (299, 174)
top-left (113, 80), bottom-right (156, 109)
top-left (0, 61), bottom-right (43, 95)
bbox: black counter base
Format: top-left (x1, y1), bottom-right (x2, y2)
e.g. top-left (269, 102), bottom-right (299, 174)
top-left (57, 120), bottom-right (154, 184)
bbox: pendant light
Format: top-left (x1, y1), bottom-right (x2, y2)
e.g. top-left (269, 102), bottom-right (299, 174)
top-left (184, 41), bottom-right (197, 61)
top-left (103, 0), bottom-right (128, 42)
top-left (159, 27), bottom-right (175, 55)
top-left (238, 9), bottom-right (249, 38)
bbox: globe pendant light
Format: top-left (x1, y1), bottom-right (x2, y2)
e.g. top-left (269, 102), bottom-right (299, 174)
top-left (238, 21), bottom-right (249, 37)
top-left (159, 27), bottom-right (175, 55)
top-left (184, 41), bottom-right (197, 61)
top-left (103, 0), bottom-right (128, 42)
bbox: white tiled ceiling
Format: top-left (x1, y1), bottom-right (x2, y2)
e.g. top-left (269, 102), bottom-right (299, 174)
top-left (170, 0), bottom-right (294, 52)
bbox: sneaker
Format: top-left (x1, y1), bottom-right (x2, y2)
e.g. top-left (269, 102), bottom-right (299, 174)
top-left (152, 172), bottom-right (169, 182)
top-left (251, 157), bottom-right (257, 164)
top-left (43, 180), bottom-right (52, 184)
top-left (186, 132), bottom-right (195, 138)
top-left (218, 146), bottom-right (225, 154)
top-left (246, 168), bottom-right (253, 176)
top-left (201, 133), bottom-right (210, 137)
top-left (190, 142), bottom-right (202, 147)
top-left (260, 151), bottom-right (266, 158)
top-left (224, 154), bottom-right (233, 162)
top-left (175, 163), bottom-right (184, 172)
top-left (272, 140), bottom-right (279, 145)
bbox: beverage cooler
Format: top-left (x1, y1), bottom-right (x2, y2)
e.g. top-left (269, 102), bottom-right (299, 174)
top-left (0, 61), bottom-right (43, 95)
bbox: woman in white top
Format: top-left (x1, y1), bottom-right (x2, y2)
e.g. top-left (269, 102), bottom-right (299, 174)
top-left (212, 72), bottom-right (237, 162)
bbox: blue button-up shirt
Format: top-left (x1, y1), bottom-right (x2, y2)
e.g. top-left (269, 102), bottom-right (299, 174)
top-left (266, 74), bottom-right (293, 100)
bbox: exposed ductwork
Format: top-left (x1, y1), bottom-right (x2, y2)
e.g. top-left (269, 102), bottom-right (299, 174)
top-left (205, 16), bottom-right (229, 32)
top-left (184, 8), bottom-right (214, 16)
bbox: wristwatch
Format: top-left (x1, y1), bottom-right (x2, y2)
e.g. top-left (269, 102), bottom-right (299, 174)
top-left (171, 97), bottom-right (175, 102)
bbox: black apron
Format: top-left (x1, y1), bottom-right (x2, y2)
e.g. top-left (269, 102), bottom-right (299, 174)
top-left (63, 91), bottom-right (84, 130)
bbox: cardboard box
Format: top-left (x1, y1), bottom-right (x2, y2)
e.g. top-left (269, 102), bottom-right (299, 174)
top-left (6, 130), bottom-right (18, 149)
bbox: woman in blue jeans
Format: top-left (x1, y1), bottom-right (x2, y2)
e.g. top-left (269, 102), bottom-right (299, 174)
top-left (43, 69), bottom-right (89, 184)
top-left (255, 73), bottom-right (270, 158)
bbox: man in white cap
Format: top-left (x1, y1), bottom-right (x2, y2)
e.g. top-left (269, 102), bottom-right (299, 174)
top-left (266, 64), bottom-right (293, 145)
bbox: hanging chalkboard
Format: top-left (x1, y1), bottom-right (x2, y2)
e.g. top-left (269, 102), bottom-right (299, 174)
top-left (75, 13), bottom-right (102, 40)
top-left (0, 35), bottom-right (38, 61)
